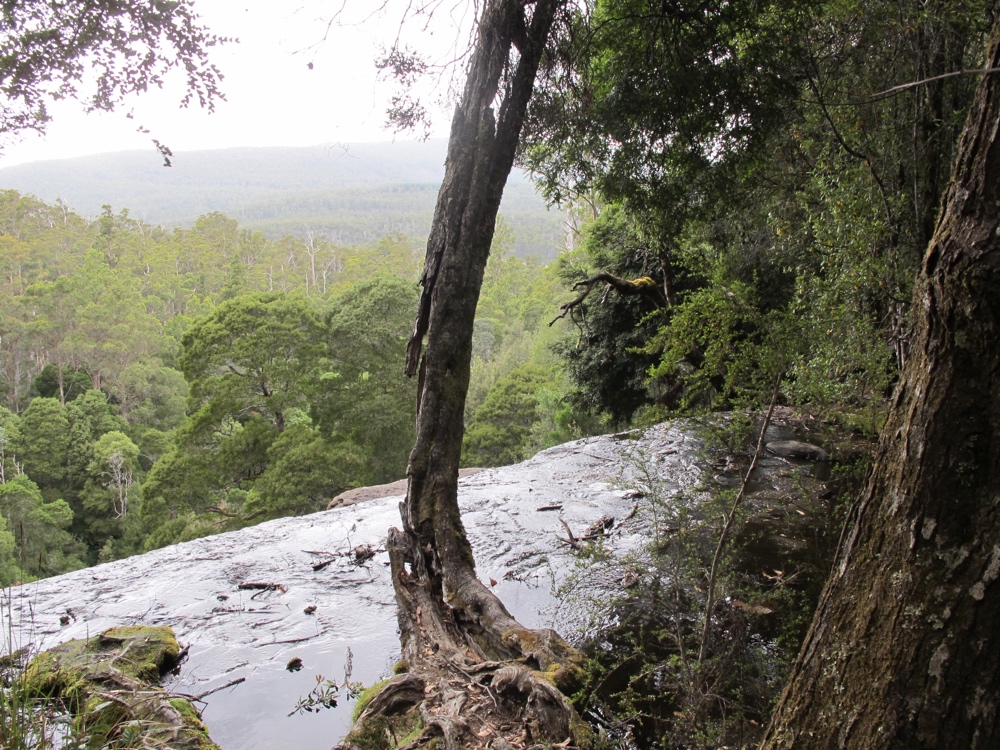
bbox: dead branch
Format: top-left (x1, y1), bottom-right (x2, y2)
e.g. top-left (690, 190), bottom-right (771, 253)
top-left (549, 272), bottom-right (665, 326)
top-left (188, 677), bottom-right (246, 702)
top-left (557, 517), bottom-right (581, 549)
top-left (254, 636), bottom-right (317, 647)
top-left (237, 582), bottom-right (285, 591)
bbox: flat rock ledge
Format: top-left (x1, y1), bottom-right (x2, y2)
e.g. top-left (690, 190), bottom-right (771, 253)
top-left (328, 468), bottom-right (485, 509)
top-left (765, 440), bottom-right (829, 462)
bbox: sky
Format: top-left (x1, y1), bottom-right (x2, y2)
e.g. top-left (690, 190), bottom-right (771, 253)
top-left (0, 0), bottom-right (472, 167)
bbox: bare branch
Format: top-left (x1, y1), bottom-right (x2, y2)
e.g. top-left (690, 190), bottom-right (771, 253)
top-left (865, 67), bottom-right (1000, 103)
top-left (549, 272), bottom-right (665, 326)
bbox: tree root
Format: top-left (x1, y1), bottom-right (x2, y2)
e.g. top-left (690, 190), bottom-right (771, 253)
top-left (341, 661), bottom-right (586, 750)
top-left (337, 528), bottom-right (591, 750)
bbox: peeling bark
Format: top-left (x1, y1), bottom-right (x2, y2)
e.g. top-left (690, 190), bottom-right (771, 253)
top-left (761, 16), bottom-right (1000, 750)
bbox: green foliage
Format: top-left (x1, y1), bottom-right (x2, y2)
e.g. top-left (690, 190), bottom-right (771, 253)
top-left (552, 208), bottom-right (666, 424)
top-left (14, 398), bottom-right (70, 491)
top-left (318, 276), bottom-right (419, 484)
top-left (0, 515), bottom-right (17, 585)
top-left (106, 360), bottom-right (188, 432)
top-left (463, 364), bottom-right (557, 467)
top-left (181, 292), bottom-right (328, 433)
top-left (531, 0), bottom-right (991, 434)
top-left (79, 431), bottom-right (140, 544)
top-left (0, 475), bottom-right (84, 582)
top-left (31, 365), bottom-right (91, 403)
top-left (645, 270), bottom-right (792, 414)
top-left (0, 0), bottom-right (227, 149)
top-left (466, 221), bottom-right (588, 442)
top-left (133, 292), bottom-right (356, 536)
top-left (245, 424), bottom-right (362, 520)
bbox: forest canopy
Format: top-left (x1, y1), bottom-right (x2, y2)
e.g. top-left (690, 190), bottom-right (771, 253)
top-left (0, 189), bottom-right (579, 581)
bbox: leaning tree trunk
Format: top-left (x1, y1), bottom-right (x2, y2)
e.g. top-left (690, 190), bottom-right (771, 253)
top-left (761, 15), bottom-right (1000, 750)
top-left (340, 2), bottom-right (590, 749)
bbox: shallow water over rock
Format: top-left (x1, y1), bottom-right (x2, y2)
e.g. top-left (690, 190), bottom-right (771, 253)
top-left (4, 425), bottom-right (709, 749)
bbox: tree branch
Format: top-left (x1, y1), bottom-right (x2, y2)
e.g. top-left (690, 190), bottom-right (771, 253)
top-left (549, 272), bottom-right (664, 326)
top-left (865, 66), bottom-right (1000, 103)
top-left (698, 369), bottom-right (784, 668)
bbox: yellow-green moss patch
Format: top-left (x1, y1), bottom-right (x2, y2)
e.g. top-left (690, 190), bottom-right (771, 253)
top-left (23, 626), bottom-right (220, 750)
top-left (351, 678), bottom-right (391, 723)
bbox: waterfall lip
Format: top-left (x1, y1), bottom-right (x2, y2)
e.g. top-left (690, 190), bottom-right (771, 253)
top-left (4, 422), bottom-right (703, 749)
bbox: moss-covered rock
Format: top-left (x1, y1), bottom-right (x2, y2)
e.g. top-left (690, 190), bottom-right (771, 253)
top-left (24, 626), bottom-right (219, 749)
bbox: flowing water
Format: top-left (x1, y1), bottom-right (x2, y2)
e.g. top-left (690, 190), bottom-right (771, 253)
top-left (3, 424), bottom-right (706, 749)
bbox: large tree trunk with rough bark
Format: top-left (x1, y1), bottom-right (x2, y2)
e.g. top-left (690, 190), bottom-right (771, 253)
top-left (761, 16), bottom-right (1000, 750)
top-left (339, 2), bottom-right (590, 749)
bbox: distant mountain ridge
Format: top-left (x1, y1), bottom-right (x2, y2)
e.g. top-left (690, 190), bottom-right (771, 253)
top-left (0, 140), bottom-right (564, 258)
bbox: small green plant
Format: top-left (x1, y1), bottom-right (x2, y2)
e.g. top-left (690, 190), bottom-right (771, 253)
top-left (571, 406), bottom-right (848, 748)
top-left (289, 646), bottom-right (364, 718)
top-left (288, 675), bottom-right (344, 716)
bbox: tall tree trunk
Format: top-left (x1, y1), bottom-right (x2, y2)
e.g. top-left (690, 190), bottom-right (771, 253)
top-left (761, 16), bottom-right (1000, 749)
top-left (340, 2), bottom-right (589, 748)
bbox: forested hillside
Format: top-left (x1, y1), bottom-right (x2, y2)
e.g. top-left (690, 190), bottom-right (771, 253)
top-left (0, 141), bottom-right (565, 258)
top-left (0, 190), bottom-right (584, 582)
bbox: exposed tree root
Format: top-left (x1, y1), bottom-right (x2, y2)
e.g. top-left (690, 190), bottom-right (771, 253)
top-left (337, 528), bottom-right (590, 750)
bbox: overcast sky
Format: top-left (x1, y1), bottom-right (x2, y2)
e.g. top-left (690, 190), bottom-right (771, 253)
top-left (0, 0), bottom-right (471, 167)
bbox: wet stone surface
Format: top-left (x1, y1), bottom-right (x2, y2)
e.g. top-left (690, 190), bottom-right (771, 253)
top-left (2, 424), bottom-right (712, 749)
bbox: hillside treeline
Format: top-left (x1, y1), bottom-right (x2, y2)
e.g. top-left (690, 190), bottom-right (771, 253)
top-left (0, 191), bottom-right (581, 583)
top-left (0, 143), bottom-right (567, 260)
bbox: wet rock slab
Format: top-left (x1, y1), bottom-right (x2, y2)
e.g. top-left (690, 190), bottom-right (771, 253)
top-left (2, 424), bottom-right (704, 749)
top-left (765, 439), bottom-right (829, 462)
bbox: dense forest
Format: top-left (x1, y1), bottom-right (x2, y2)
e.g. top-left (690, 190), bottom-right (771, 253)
top-left (0, 191), bottom-right (581, 582)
